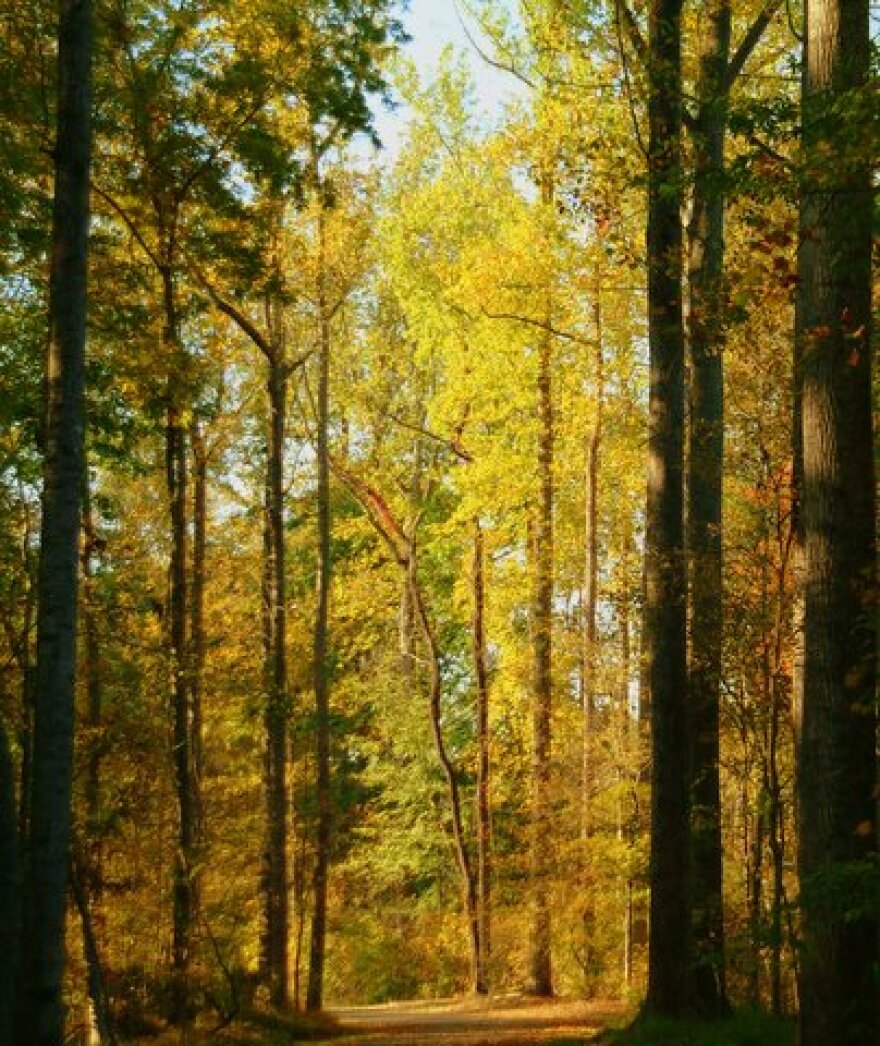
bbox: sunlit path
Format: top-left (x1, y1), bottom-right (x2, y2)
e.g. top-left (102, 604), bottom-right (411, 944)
top-left (318, 997), bottom-right (625, 1045)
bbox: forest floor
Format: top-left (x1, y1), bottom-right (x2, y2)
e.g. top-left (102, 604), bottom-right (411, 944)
top-left (312, 996), bottom-right (627, 1045)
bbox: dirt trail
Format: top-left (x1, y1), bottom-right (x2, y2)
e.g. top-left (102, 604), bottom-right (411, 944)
top-left (317, 997), bottom-right (624, 1045)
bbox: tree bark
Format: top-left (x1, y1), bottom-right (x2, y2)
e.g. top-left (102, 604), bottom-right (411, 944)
top-left (685, 0), bottom-right (730, 1016)
top-left (795, 2), bottom-right (877, 1042)
top-left (644, 0), bottom-right (689, 1018)
top-left (581, 302), bottom-right (602, 841)
top-left (307, 210), bottom-right (333, 1012)
top-left (411, 560), bottom-right (482, 994)
top-left (0, 712), bottom-right (18, 1044)
top-left (15, 1), bottom-right (92, 1041)
top-left (189, 420), bottom-right (207, 852)
top-left (163, 265), bottom-right (195, 1027)
top-left (528, 281), bottom-right (554, 999)
top-left (81, 479), bottom-right (109, 1044)
top-left (71, 853), bottom-right (117, 1046)
top-left (261, 304), bottom-right (290, 1010)
top-left (472, 519), bottom-right (491, 996)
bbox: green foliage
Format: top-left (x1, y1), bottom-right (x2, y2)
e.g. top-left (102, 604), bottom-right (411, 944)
top-left (596, 1009), bottom-right (795, 1046)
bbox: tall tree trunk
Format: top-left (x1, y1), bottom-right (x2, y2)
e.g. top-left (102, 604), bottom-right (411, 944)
top-left (189, 421), bottom-right (207, 853)
top-left (71, 853), bottom-right (116, 1046)
top-left (748, 793), bottom-right (765, 1006)
top-left (618, 519), bottom-right (636, 989)
top-left (581, 303), bottom-right (602, 842)
top-left (686, 0), bottom-right (730, 1016)
top-left (330, 461), bottom-right (484, 994)
top-left (15, 1), bottom-right (92, 1041)
top-left (81, 480), bottom-right (108, 1044)
top-left (795, 2), bottom-right (877, 1042)
top-left (644, 0), bottom-right (689, 1018)
top-left (0, 712), bottom-right (18, 1044)
top-left (410, 559), bottom-right (482, 993)
top-left (163, 265), bottom-right (195, 1027)
top-left (528, 317), bottom-right (554, 997)
top-left (307, 212), bottom-right (333, 1012)
top-left (472, 519), bottom-right (491, 996)
top-left (261, 323), bottom-right (289, 1010)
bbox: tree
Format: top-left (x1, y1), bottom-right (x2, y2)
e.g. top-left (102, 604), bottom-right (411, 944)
top-left (15, 0), bottom-right (93, 1041)
top-left (643, 0), bottom-right (689, 1018)
top-left (795, 0), bottom-right (877, 1042)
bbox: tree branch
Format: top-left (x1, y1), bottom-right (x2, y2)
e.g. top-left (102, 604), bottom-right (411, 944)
top-left (90, 182), bottom-right (163, 271)
top-left (723, 1), bottom-right (784, 93)
top-left (480, 304), bottom-right (598, 347)
top-left (453, 0), bottom-right (537, 90)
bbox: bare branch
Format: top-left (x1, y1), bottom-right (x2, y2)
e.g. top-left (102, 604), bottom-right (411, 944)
top-left (186, 253), bottom-right (312, 372)
top-left (480, 305), bottom-right (598, 347)
top-left (91, 182), bottom-right (163, 271)
top-left (616, 0), bottom-right (648, 68)
top-left (453, 0), bottom-right (537, 90)
top-left (384, 410), bottom-right (474, 463)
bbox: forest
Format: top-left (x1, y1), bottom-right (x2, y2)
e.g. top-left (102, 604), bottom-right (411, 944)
top-left (0, 1), bottom-right (876, 1045)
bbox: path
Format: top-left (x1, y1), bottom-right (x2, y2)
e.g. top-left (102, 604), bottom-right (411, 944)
top-left (316, 996), bottom-right (624, 1045)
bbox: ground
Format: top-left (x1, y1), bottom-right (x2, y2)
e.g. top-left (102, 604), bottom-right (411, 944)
top-left (315, 996), bottom-right (627, 1046)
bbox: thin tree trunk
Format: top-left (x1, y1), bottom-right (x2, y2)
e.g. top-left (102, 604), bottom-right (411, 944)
top-left (15, 1), bottom-right (92, 1040)
top-left (644, 0), bottom-right (689, 1017)
top-left (410, 560), bottom-right (482, 993)
top-left (686, 0), bottom-right (730, 1017)
top-left (748, 794), bottom-right (765, 1007)
top-left (0, 711), bottom-right (18, 1044)
top-left (261, 317), bottom-right (289, 1009)
top-left (81, 480), bottom-right (108, 1044)
top-left (619, 522), bottom-right (635, 988)
top-left (767, 702), bottom-right (783, 1017)
top-left (795, 3), bottom-right (876, 1042)
top-left (328, 462), bottom-right (483, 994)
top-left (581, 303), bottom-right (602, 842)
top-left (163, 265), bottom-right (195, 1027)
top-left (472, 519), bottom-right (491, 996)
top-left (189, 421), bottom-right (207, 853)
top-left (307, 209), bottom-right (333, 1012)
top-left (71, 853), bottom-right (117, 1046)
top-left (528, 276), bottom-right (554, 998)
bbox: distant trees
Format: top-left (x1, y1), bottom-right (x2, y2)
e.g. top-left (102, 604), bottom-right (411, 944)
top-left (0, 0), bottom-right (876, 1038)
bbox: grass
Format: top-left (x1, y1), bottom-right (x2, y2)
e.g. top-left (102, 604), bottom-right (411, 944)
top-left (584, 1008), bottom-right (795, 1046)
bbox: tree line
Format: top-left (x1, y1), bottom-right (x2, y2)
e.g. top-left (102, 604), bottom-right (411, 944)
top-left (0, 1), bottom-right (875, 1044)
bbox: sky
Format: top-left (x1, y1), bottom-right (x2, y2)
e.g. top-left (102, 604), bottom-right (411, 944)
top-left (370, 0), bottom-right (525, 159)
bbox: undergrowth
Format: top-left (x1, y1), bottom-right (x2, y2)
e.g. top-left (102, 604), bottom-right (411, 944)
top-left (586, 1008), bottom-right (795, 1046)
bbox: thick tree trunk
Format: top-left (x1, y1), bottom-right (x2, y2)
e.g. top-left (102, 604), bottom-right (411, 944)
top-left (795, 2), bottom-right (877, 1043)
top-left (472, 519), bottom-right (491, 996)
top-left (261, 329), bottom-right (289, 1010)
top-left (644, 0), bottom-right (689, 1018)
top-left (15, 1), bottom-right (92, 1041)
top-left (307, 218), bottom-right (333, 1012)
top-left (685, 0), bottom-right (730, 1017)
